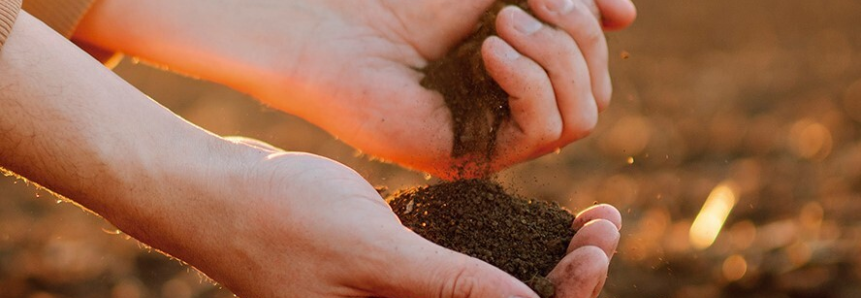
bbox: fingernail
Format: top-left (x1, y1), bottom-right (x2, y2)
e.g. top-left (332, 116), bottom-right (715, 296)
top-left (496, 40), bottom-right (520, 61)
top-left (545, 0), bottom-right (575, 14)
top-left (511, 8), bottom-right (542, 35)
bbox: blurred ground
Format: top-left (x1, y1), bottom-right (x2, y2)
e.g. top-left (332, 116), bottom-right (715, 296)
top-left (2, 0), bottom-right (861, 297)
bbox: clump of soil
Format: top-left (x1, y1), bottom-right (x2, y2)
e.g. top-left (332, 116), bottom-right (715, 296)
top-left (420, 0), bottom-right (531, 164)
top-left (387, 179), bottom-right (575, 298)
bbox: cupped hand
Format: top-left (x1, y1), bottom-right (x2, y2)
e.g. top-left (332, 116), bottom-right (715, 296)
top-left (191, 137), bottom-right (621, 298)
top-left (244, 0), bottom-right (636, 178)
top-left (76, 0), bottom-right (635, 178)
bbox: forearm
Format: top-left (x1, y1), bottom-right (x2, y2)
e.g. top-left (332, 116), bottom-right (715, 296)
top-left (72, 0), bottom-right (319, 109)
top-left (0, 12), bottom-right (247, 261)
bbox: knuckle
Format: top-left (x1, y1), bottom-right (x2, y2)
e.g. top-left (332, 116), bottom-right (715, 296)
top-left (565, 6), bottom-right (605, 46)
top-left (442, 266), bottom-right (478, 298)
top-left (567, 0), bottom-right (602, 20)
top-left (575, 246), bottom-right (610, 267)
top-left (585, 219), bottom-right (620, 234)
top-left (532, 129), bottom-right (562, 153)
top-left (551, 30), bottom-right (580, 53)
top-left (580, 27), bottom-right (605, 46)
top-left (544, 121), bottom-right (565, 143)
top-left (597, 87), bottom-right (612, 111)
top-left (547, 34), bottom-right (581, 70)
top-left (527, 116), bottom-right (563, 146)
top-left (553, 246), bottom-right (608, 278)
top-left (563, 111), bottom-right (598, 142)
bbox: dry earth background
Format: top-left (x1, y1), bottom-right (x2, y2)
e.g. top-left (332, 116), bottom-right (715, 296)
top-left (2, 0), bottom-right (861, 297)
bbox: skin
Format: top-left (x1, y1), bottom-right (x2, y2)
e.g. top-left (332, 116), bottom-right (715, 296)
top-left (73, 0), bottom-right (636, 178)
top-left (0, 0), bottom-right (635, 296)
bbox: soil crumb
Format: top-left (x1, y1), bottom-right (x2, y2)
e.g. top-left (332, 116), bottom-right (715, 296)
top-left (387, 179), bottom-right (575, 297)
top-left (420, 0), bottom-right (531, 165)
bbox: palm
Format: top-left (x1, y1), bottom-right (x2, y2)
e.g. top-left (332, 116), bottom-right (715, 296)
top-left (261, 0), bottom-right (504, 178)
top-left (221, 139), bottom-right (621, 298)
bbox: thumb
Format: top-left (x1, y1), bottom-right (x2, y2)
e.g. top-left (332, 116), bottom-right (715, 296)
top-left (374, 233), bottom-right (539, 298)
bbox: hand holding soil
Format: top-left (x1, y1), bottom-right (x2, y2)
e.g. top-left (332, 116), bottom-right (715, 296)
top-left (388, 181), bottom-right (622, 298)
top-left (421, 0), bottom-right (628, 177)
top-left (78, 0), bottom-right (634, 178)
top-left (191, 138), bottom-right (621, 298)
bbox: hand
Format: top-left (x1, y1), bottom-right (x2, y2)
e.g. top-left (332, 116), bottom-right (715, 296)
top-left (199, 138), bottom-right (539, 298)
top-left (550, 204), bottom-right (622, 298)
top-left (251, 0), bottom-right (637, 178)
top-left (74, 0), bottom-right (637, 179)
top-left (178, 137), bottom-right (622, 298)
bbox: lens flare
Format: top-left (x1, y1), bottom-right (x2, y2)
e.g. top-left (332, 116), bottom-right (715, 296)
top-left (690, 181), bottom-right (739, 250)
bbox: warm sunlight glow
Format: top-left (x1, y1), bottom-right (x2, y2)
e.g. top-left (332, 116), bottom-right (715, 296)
top-left (690, 181), bottom-right (738, 250)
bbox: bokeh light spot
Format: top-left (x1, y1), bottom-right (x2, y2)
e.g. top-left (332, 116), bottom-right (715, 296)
top-left (690, 182), bottom-right (738, 250)
top-left (788, 120), bottom-right (833, 160)
top-left (722, 254), bottom-right (748, 281)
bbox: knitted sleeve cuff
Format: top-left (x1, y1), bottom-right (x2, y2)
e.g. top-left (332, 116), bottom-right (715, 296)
top-left (24, 0), bottom-right (121, 66)
top-left (23, 0), bottom-right (98, 38)
top-left (0, 0), bottom-right (23, 51)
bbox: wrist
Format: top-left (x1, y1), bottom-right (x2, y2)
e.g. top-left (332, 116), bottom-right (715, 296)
top-left (137, 140), bottom-right (363, 286)
top-left (99, 133), bottom-right (260, 265)
top-left (74, 0), bottom-right (318, 110)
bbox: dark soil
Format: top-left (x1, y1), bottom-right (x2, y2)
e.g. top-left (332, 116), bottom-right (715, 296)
top-left (420, 0), bottom-right (531, 165)
top-left (413, 3), bottom-right (573, 297)
top-left (387, 179), bottom-right (575, 298)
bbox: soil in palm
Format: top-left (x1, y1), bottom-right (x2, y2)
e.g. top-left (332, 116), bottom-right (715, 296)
top-left (387, 180), bottom-right (575, 298)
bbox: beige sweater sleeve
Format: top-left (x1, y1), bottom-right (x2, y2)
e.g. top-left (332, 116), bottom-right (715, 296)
top-left (0, 0), bottom-right (22, 50)
top-left (1, 0), bottom-right (117, 65)
top-left (23, 0), bottom-right (97, 38)
top-left (24, 0), bottom-right (118, 65)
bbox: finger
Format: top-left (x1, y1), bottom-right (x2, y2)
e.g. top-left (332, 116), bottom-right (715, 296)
top-left (224, 136), bottom-right (282, 153)
top-left (567, 219), bottom-right (620, 259)
top-left (547, 246), bottom-right (609, 298)
top-left (496, 6), bottom-right (599, 150)
top-left (573, 204), bottom-right (622, 230)
top-left (595, 0), bottom-right (637, 30)
top-left (482, 36), bottom-right (562, 167)
top-left (529, 0), bottom-right (612, 111)
top-left (372, 231), bottom-right (539, 298)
